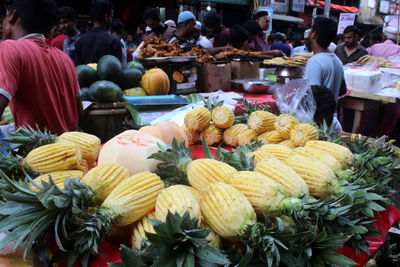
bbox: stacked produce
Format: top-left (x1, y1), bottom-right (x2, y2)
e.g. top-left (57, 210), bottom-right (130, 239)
top-left (183, 99), bottom-right (319, 151)
top-left (76, 55), bottom-right (170, 102)
top-left (0, 99), bottom-right (399, 267)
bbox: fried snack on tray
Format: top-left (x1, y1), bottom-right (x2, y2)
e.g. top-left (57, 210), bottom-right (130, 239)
top-left (215, 49), bottom-right (268, 61)
top-left (263, 53), bottom-right (313, 67)
top-left (138, 38), bottom-right (185, 58)
top-left (190, 47), bottom-right (215, 63)
top-left (355, 55), bottom-right (393, 68)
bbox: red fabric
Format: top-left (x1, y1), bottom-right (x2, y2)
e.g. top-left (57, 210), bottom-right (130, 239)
top-left (0, 38), bottom-right (80, 135)
top-left (308, 0), bottom-right (359, 13)
top-left (50, 34), bottom-right (67, 50)
top-left (234, 93), bottom-right (278, 115)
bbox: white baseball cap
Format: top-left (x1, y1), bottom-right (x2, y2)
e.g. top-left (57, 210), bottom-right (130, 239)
top-left (384, 26), bottom-right (398, 40)
top-left (195, 21), bottom-right (202, 30)
top-left (304, 29), bottom-right (311, 39)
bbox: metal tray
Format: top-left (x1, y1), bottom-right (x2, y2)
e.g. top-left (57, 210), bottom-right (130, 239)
top-left (139, 57), bottom-right (170, 64)
top-left (231, 79), bottom-right (274, 94)
top-left (168, 56), bottom-right (197, 62)
top-left (123, 95), bottom-right (189, 107)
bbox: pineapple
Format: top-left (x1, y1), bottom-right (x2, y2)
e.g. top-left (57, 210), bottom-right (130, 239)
top-left (274, 114), bottom-right (299, 139)
top-left (229, 171), bottom-right (286, 215)
top-left (182, 126), bottom-right (200, 145)
top-left (305, 140), bottom-right (353, 167)
top-left (279, 139), bottom-right (297, 149)
top-left (257, 130), bottom-right (284, 144)
top-left (200, 124), bottom-right (223, 146)
top-left (187, 159), bottom-right (237, 191)
top-left (238, 129), bottom-right (258, 145)
top-left (223, 124), bottom-right (249, 146)
top-left (292, 147), bottom-right (341, 172)
top-left (200, 182), bottom-right (256, 240)
top-left (102, 171), bottom-right (164, 226)
top-left (131, 212), bottom-right (156, 250)
top-left (82, 163), bottom-right (131, 203)
top-left (248, 111), bottom-right (276, 134)
top-left (256, 144), bottom-right (292, 161)
top-left (184, 106), bottom-right (211, 131)
top-left (183, 185), bottom-right (201, 202)
top-left (201, 222), bottom-right (221, 249)
top-left (31, 170), bottom-right (83, 191)
top-left (155, 185), bottom-right (201, 224)
top-left (290, 123), bottom-right (319, 147)
top-left (255, 157), bottom-right (309, 197)
top-left (24, 143), bottom-right (82, 173)
top-left (284, 155), bottom-right (337, 198)
top-left (57, 131), bottom-right (101, 163)
top-left (211, 106), bottom-right (235, 129)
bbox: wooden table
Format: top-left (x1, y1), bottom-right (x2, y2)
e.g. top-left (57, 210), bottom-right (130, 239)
top-left (338, 91), bottom-right (399, 134)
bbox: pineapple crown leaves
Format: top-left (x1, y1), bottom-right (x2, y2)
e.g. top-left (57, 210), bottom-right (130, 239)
top-left (201, 139), bottom-right (261, 171)
top-left (316, 120), bottom-right (341, 143)
top-left (2, 125), bottom-right (57, 157)
top-left (0, 170), bottom-right (116, 267)
top-left (234, 98), bottom-right (271, 124)
top-left (203, 98), bottom-right (224, 112)
top-left (0, 148), bottom-right (29, 180)
top-left (111, 211), bottom-right (230, 267)
top-left (148, 139), bottom-right (193, 185)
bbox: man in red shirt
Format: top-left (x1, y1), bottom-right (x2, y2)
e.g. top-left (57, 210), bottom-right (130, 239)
top-left (0, 0), bottom-right (82, 135)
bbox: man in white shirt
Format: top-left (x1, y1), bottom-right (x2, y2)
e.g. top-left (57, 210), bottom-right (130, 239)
top-left (305, 17), bottom-right (346, 130)
top-left (291, 29), bottom-right (311, 57)
top-left (193, 21), bottom-right (212, 49)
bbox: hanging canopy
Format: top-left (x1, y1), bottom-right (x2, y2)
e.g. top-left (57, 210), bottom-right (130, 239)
top-left (308, 0), bottom-right (359, 13)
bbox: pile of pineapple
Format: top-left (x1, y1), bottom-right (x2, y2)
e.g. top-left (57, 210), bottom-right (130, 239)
top-left (183, 105), bottom-right (320, 150)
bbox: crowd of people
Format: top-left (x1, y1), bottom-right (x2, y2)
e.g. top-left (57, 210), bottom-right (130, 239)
top-left (0, 0), bottom-right (399, 136)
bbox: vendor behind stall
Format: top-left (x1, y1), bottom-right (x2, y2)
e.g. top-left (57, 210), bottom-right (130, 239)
top-left (291, 29), bottom-right (312, 57)
top-left (0, 0), bottom-right (82, 135)
top-left (305, 17), bottom-right (346, 130)
top-left (193, 21), bottom-right (212, 49)
top-left (369, 27), bottom-right (400, 59)
top-left (168, 11), bottom-right (196, 50)
top-left (334, 26), bottom-right (368, 65)
top-left (229, 25), bottom-right (249, 50)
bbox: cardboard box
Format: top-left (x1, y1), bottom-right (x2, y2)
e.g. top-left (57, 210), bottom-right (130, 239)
top-left (231, 61), bottom-right (260, 90)
top-left (197, 62), bottom-right (232, 92)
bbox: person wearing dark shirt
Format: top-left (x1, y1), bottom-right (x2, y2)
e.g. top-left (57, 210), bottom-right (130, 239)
top-left (203, 12), bottom-right (230, 48)
top-left (168, 11), bottom-right (196, 50)
top-left (142, 8), bottom-right (175, 41)
top-left (334, 25), bottom-right (368, 65)
top-left (229, 25), bottom-right (249, 50)
top-left (270, 33), bottom-right (290, 56)
top-left (75, 0), bottom-right (122, 65)
top-left (58, 7), bottom-right (82, 63)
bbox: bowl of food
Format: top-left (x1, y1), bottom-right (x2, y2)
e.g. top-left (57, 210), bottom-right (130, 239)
top-left (231, 79), bottom-right (273, 94)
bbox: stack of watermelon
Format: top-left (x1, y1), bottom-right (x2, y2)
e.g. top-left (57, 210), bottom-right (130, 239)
top-left (76, 55), bottom-right (146, 103)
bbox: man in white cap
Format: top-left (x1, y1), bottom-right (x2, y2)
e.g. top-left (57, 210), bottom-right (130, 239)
top-left (193, 21), bottom-right (212, 49)
top-left (291, 29), bottom-right (312, 57)
top-left (369, 27), bottom-right (400, 59)
top-left (168, 11), bottom-right (196, 49)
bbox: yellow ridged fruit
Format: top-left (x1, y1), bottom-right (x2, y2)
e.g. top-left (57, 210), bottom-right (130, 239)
top-left (82, 163), bottom-right (131, 203)
top-left (229, 171), bottom-right (286, 215)
top-left (200, 124), bottom-right (223, 146)
top-left (223, 124), bottom-right (249, 146)
top-left (258, 144), bottom-right (292, 160)
top-left (24, 143), bottom-right (81, 173)
top-left (182, 126), bottom-right (200, 145)
top-left (201, 222), bottom-right (221, 249)
top-left (257, 130), bottom-right (284, 144)
top-left (211, 106), bottom-right (235, 129)
top-left (305, 140), bottom-right (354, 167)
top-left (187, 159), bottom-right (237, 191)
top-left (31, 170), bottom-right (83, 191)
top-left (184, 106), bottom-right (211, 131)
top-left (200, 182), bottom-right (256, 240)
top-left (155, 185), bottom-right (201, 224)
top-left (255, 157), bottom-right (309, 197)
top-left (279, 139), bottom-right (297, 149)
top-left (248, 111), bottom-right (276, 134)
top-left (102, 171), bottom-right (164, 226)
top-left (284, 155), bottom-right (337, 198)
top-left (131, 212), bottom-right (156, 250)
top-left (292, 147), bottom-right (341, 172)
top-left (238, 129), bottom-right (258, 145)
top-left (182, 186), bottom-right (201, 202)
top-left (290, 123), bottom-right (319, 147)
top-left (274, 114), bottom-right (299, 139)
top-left (57, 131), bottom-right (101, 163)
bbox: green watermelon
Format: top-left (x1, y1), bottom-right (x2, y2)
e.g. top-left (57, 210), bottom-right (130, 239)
top-left (89, 80), bottom-right (123, 103)
top-left (76, 65), bottom-right (98, 88)
top-left (126, 61), bottom-right (145, 74)
top-left (118, 68), bottom-right (143, 89)
top-left (97, 55), bottom-right (123, 83)
top-left (79, 87), bottom-right (92, 101)
top-left (1, 106), bottom-right (13, 124)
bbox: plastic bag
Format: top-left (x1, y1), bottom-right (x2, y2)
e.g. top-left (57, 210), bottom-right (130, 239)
top-left (275, 78), bottom-right (316, 123)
